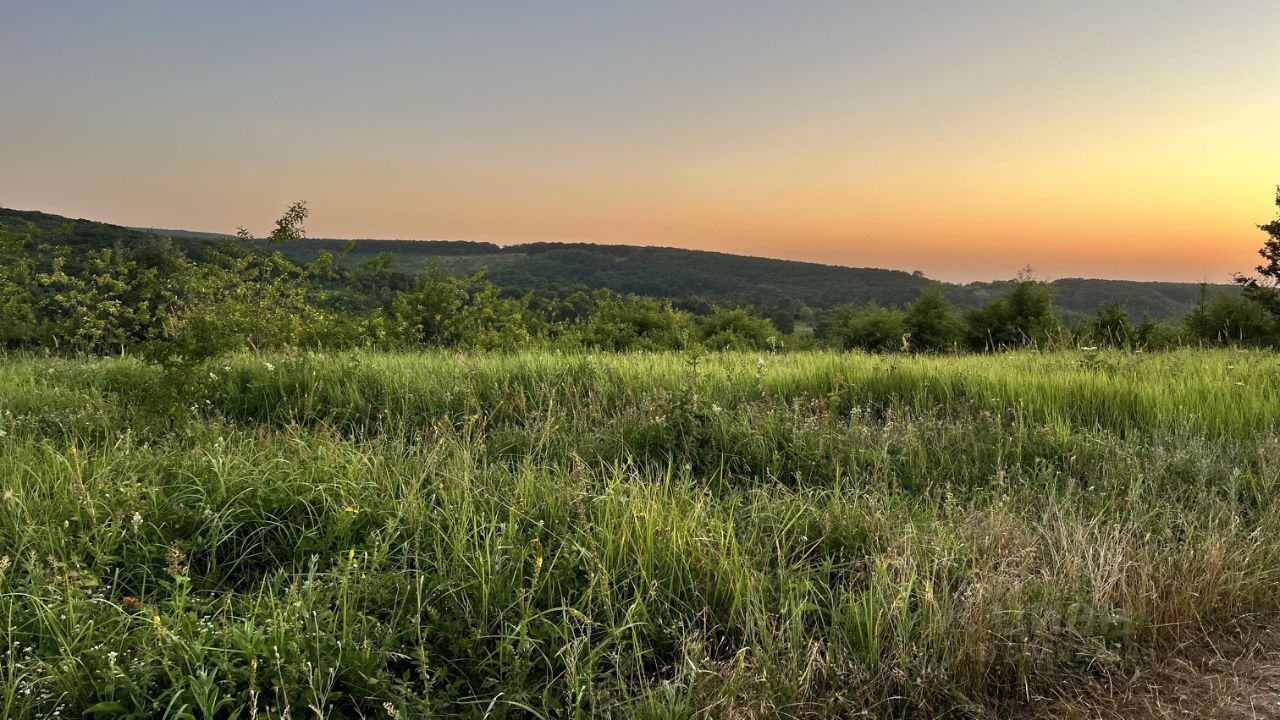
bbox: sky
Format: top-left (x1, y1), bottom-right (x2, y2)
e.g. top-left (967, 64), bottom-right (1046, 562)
top-left (1, 1), bottom-right (1277, 282)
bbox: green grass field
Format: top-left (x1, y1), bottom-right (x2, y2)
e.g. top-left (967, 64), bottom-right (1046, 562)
top-left (1, 349), bottom-right (1277, 718)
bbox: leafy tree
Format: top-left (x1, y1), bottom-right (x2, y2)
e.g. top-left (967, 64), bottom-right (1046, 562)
top-left (1089, 301), bottom-right (1131, 348)
top-left (1236, 186), bottom-right (1280, 318)
top-left (574, 295), bottom-right (692, 351)
top-left (145, 202), bottom-right (355, 364)
top-left (1132, 314), bottom-right (1182, 350)
top-left (767, 307), bottom-right (796, 335)
top-left (964, 273), bottom-right (1060, 350)
top-left (827, 303), bottom-right (906, 352)
top-left (1184, 291), bottom-right (1278, 347)
top-left (392, 270), bottom-right (533, 349)
top-left (38, 243), bottom-right (185, 355)
top-left (697, 308), bottom-right (778, 350)
top-left (0, 224), bottom-right (40, 348)
top-left (903, 285), bottom-right (963, 352)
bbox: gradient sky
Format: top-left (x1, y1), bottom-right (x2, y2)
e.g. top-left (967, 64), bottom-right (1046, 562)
top-left (2, 1), bottom-right (1277, 282)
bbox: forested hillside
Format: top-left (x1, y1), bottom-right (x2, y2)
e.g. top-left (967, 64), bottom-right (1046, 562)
top-left (272, 235), bottom-right (1229, 320)
top-left (1, 206), bottom-right (1229, 321)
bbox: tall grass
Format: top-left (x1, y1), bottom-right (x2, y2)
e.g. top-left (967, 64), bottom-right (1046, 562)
top-left (0, 349), bottom-right (1277, 718)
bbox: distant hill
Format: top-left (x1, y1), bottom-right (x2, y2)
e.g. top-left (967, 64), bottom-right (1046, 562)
top-left (280, 237), bottom-right (1229, 320)
top-left (1, 206), bottom-right (1233, 320)
top-left (128, 226), bottom-right (237, 241)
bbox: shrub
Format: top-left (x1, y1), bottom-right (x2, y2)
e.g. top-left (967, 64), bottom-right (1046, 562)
top-left (965, 278), bottom-right (1060, 350)
top-left (573, 295), bottom-right (693, 350)
top-left (697, 308), bottom-right (778, 350)
top-left (391, 270), bottom-right (534, 349)
top-left (1184, 291), bottom-right (1279, 347)
top-left (1089, 301), bottom-right (1132, 348)
top-left (903, 285), bottom-right (963, 352)
top-left (827, 303), bottom-right (906, 352)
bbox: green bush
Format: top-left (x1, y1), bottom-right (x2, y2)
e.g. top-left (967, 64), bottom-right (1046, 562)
top-left (827, 303), bottom-right (906, 352)
top-left (965, 278), bottom-right (1061, 350)
top-left (696, 308), bottom-right (778, 350)
top-left (903, 285), bottom-right (964, 352)
top-left (1184, 291), bottom-right (1279, 347)
top-left (392, 270), bottom-right (534, 350)
top-left (572, 294), bottom-right (693, 350)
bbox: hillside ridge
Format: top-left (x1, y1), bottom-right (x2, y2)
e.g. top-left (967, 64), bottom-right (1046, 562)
top-left (1, 205), bottom-right (1232, 319)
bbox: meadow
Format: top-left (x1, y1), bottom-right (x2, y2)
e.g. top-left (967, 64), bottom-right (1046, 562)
top-left (0, 349), bottom-right (1278, 718)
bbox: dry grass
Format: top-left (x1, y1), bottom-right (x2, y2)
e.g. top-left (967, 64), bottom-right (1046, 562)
top-left (1026, 622), bottom-right (1280, 719)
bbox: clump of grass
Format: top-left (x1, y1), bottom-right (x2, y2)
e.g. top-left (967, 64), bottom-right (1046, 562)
top-left (0, 349), bottom-right (1276, 718)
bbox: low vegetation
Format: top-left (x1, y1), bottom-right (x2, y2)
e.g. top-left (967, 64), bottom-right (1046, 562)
top-left (1, 349), bottom-right (1278, 718)
top-left (4, 195), bottom-right (1280, 362)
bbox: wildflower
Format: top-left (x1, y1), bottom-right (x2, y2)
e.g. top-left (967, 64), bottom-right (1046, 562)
top-left (342, 505), bottom-right (358, 514)
top-left (383, 702), bottom-right (400, 719)
top-left (2, 489), bottom-right (13, 502)
top-left (152, 615), bottom-right (162, 629)
top-left (264, 361), bottom-right (275, 371)
top-left (122, 596), bottom-right (141, 611)
top-left (131, 512), bottom-right (142, 529)
top-left (208, 372), bottom-right (218, 381)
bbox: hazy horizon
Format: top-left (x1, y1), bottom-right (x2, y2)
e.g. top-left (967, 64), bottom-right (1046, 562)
top-left (3, 1), bottom-right (1277, 283)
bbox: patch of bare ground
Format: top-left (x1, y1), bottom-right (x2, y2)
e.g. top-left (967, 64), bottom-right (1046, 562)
top-left (1024, 622), bottom-right (1280, 720)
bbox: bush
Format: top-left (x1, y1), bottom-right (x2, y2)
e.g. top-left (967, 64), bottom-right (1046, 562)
top-left (697, 308), bottom-right (778, 350)
top-left (1089, 301), bottom-right (1132, 348)
top-left (573, 295), bottom-right (693, 350)
top-left (827, 303), bottom-right (906, 352)
top-left (1184, 291), bottom-right (1279, 347)
top-left (965, 279), bottom-right (1060, 350)
top-left (1132, 315), bottom-right (1184, 350)
top-left (903, 285), bottom-right (963, 352)
top-left (0, 225), bottom-right (39, 348)
top-left (391, 270), bottom-right (534, 350)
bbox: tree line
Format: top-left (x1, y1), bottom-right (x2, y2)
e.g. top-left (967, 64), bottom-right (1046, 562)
top-left (3, 193), bottom-right (1280, 363)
